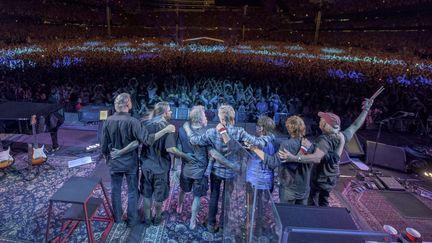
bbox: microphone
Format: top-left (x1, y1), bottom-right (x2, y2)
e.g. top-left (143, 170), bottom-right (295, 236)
top-left (400, 111), bottom-right (415, 117)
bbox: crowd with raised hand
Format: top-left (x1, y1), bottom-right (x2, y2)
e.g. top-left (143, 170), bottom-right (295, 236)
top-left (0, 39), bottom-right (431, 132)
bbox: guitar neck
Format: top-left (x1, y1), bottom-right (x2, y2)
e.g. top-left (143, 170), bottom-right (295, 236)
top-left (32, 124), bottom-right (38, 148)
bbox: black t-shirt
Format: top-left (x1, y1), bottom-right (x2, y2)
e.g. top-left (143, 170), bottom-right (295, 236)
top-left (101, 112), bottom-right (149, 174)
top-left (313, 131), bottom-right (348, 178)
top-left (141, 119), bottom-right (176, 174)
top-left (178, 123), bottom-right (209, 179)
top-left (280, 138), bottom-right (314, 199)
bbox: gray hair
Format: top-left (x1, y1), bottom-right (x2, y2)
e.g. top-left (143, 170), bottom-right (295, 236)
top-left (114, 93), bottom-right (130, 112)
top-left (189, 105), bottom-right (206, 125)
top-left (218, 105), bottom-right (235, 125)
top-left (152, 101), bottom-right (170, 117)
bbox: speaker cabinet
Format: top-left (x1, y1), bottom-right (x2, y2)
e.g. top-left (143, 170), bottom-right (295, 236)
top-left (366, 141), bottom-right (407, 172)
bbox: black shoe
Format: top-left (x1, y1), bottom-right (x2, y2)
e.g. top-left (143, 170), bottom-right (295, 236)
top-left (153, 216), bottom-right (162, 225)
top-left (207, 224), bottom-right (217, 233)
top-left (49, 146), bottom-right (60, 153)
top-left (142, 217), bottom-right (152, 227)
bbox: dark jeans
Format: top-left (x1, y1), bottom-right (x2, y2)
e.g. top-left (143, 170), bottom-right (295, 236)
top-left (208, 173), bottom-right (233, 227)
top-left (50, 128), bottom-right (59, 148)
top-left (279, 186), bottom-right (308, 205)
top-left (246, 183), bottom-right (268, 232)
top-left (308, 176), bottom-right (337, 207)
top-left (111, 171), bottom-right (139, 225)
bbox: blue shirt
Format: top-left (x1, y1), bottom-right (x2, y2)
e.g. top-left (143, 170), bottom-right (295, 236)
top-left (190, 125), bottom-right (273, 179)
top-left (246, 141), bottom-right (276, 190)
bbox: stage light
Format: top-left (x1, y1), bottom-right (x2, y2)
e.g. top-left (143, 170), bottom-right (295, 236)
top-left (86, 143), bottom-right (100, 152)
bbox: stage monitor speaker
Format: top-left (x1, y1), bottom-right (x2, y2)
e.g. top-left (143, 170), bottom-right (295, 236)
top-left (346, 133), bottom-right (364, 157)
top-left (275, 204), bottom-right (365, 243)
top-left (366, 141), bottom-right (407, 172)
top-left (340, 149), bottom-right (351, 165)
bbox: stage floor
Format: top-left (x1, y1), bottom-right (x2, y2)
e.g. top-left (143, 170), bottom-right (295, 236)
top-left (0, 126), bottom-right (431, 242)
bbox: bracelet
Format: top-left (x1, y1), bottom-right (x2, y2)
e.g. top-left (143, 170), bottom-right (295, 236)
top-left (219, 130), bottom-right (227, 135)
top-left (218, 127), bottom-right (226, 133)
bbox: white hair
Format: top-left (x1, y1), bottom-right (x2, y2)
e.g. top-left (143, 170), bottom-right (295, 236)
top-left (114, 93), bottom-right (130, 112)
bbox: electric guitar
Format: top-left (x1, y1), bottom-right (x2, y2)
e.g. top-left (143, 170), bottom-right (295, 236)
top-left (0, 147), bottom-right (14, 169)
top-left (30, 115), bottom-right (47, 165)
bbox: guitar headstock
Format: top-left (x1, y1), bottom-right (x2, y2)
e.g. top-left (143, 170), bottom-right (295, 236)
top-left (31, 115), bottom-right (37, 126)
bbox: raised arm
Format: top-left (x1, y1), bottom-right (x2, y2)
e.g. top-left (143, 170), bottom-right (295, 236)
top-left (335, 132), bottom-right (346, 157)
top-left (344, 98), bottom-right (373, 142)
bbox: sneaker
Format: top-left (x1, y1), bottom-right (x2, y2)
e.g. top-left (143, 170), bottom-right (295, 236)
top-left (176, 204), bottom-right (183, 214)
top-left (189, 219), bottom-right (197, 230)
top-left (49, 146), bottom-right (60, 153)
top-left (153, 215), bottom-right (162, 225)
top-left (207, 224), bottom-right (217, 233)
top-left (142, 217), bottom-right (152, 227)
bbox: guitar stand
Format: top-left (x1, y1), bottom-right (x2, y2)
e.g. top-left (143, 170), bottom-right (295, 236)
top-left (20, 161), bottom-right (56, 181)
top-left (0, 165), bottom-right (22, 181)
top-left (0, 158), bottom-right (25, 181)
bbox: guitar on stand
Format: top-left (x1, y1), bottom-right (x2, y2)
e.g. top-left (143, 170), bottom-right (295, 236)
top-left (22, 115), bottom-right (53, 180)
top-left (30, 115), bottom-right (47, 165)
top-left (0, 147), bottom-right (15, 180)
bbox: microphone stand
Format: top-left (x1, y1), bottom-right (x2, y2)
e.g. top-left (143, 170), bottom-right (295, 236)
top-left (369, 119), bottom-right (385, 175)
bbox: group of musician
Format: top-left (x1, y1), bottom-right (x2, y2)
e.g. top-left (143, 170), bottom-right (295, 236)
top-left (101, 92), bottom-right (373, 232)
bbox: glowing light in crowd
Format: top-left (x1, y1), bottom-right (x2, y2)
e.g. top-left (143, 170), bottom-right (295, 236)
top-left (321, 47), bottom-right (345, 54)
top-left (328, 68), bottom-right (364, 82)
top-left (415, 63), bottom-right (432, 72)
top-left (260, 45), bottom-right (277, 50)
top-left (186, 44), bottom-right (226, 53)
top-left (114, 42), bottom-right (131, 47)
top-left (284, 45), bottom-right (304, 51)
top-left (0, 47), bottom-right (45, 58)
top-left (0, 58), bottom-right (36, 69)
top-left (264, 58), bottom-right (293, 67)
top-left (237, 45), bottom-right (251, 49)
top-left (84, 41), bottom-right (103, 46)
top-left (163, 42), bottom-right (178, 48)
top-left (122, 53), bottom-right (159, 60)
top-left (387, 75), bottom-right (432, 86)
top-left (1, 40), bottom-right (431, 87)
top-left (52, 56), bottom-right (84, 68)
top-left (140, 42), bottom-right (156, 47)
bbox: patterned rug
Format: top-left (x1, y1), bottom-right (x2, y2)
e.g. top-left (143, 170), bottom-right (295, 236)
top-left (0, 151), bottom-right (99, 243)
top-left (108, 177), bottom-right (344, 243)
top-left (0, 150), bottom-right (346, 243)
top-left (342, 181), bottom-right (432, 241)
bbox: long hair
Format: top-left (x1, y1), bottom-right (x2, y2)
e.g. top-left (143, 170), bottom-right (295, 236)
top-left (143, 101), bottom-right (170, 124)
top-left (257, 115), bottom-right (275, 135)
top-left (285, 115), bottom-right (306, 138)
top-left (189, 105), bottom-right (206, 126)
top-left (218, 105), bottom-right (235, 125)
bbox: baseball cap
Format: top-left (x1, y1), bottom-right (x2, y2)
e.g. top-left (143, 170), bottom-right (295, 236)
top-left (318, 112), bottom-right (341, 129)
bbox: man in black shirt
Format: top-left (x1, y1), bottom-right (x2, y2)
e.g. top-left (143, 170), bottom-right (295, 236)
top-left (141, 102), bottom-right (194, 225)
top-left (101, 93), bottom-right (174, 227)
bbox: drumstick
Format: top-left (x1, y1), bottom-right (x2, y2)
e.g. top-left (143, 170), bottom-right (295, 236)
top-left (370, 86), bottom-right (384, 100)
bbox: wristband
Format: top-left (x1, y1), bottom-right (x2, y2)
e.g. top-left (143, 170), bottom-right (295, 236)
top-left (218, 127), bottom-right (226, 133)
